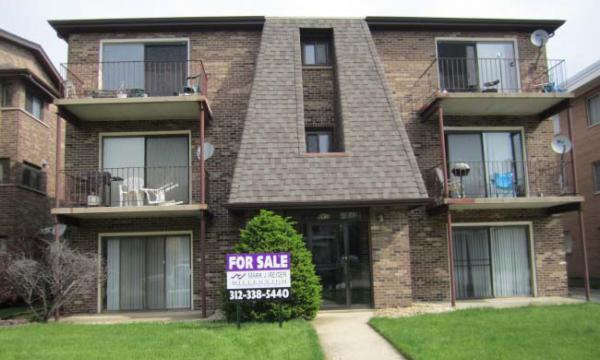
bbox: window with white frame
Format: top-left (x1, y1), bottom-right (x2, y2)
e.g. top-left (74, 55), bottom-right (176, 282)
top-left (306, 129), bottom-right (333, 153)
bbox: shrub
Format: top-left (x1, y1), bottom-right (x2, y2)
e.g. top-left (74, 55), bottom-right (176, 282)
top-left (223, 210), bottom-right (321, 321)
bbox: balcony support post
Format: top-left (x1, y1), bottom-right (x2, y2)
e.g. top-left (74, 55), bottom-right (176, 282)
top-left (199, 101), bottom-right (207, 318)
top-left (53, 113), bottom-right (62, 243)
top-left (438, 106), bottom-right (456, 307)
top-left (567, 106), bottom-right (591, 301)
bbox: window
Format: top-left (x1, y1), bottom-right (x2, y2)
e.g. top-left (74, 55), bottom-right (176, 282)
top-left (564, 232), bottom-right (573, 254)
top-left (21, 162), bottom-right (43, 191)
top-left (594, 162), bottom-right (600, 193)
top-left (306, 130), bottom-right (333, 153)
top-left (25, 90), bottom-right (43, 120)
top-left (302, 40), bottom-right (330, 66)
top-left (0, 158), bottom-right (9, 183)
top-left (587, 94), bottom-right (600, 126)
top-left (0, 82), bottom-right (10, 106)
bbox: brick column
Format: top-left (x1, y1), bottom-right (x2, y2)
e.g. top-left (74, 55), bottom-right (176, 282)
top-left (370, 206), bottom-right (412, 308)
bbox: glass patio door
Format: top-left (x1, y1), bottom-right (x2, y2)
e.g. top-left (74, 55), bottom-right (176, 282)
top-left (453, 226), bottom-right (531, 299)
top-left (447, 132), bottom-right (525, 198)
top-left (105, 235), bottom-right (191, 311)
top-left (476, 42), bottom-right (519, 92)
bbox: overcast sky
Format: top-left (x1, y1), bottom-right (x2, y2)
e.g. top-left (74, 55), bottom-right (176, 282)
top-left (1, 0), bottom-right (598, 77)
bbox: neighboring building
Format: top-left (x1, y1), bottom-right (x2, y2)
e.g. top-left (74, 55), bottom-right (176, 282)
top-left (48, 16), bottom-right (580, 315)
top-left (559, 60), bottom-right (600, 287)
top-left (0, 29), bottom-right (63, 253)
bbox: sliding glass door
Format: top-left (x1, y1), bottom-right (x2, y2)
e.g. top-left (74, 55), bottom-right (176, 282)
top-left (453, 226), bottom-right (531, 299)
top-left (102, 135), bottom-right (189, 206)
top-left (447, 131), bottom-right (525, 198)
top-left (437, 41), bottom-right (519, 92)
top-left (102, 42), bottom-right (187, 96)
top-left (104, 235), bottom-right (191, 311)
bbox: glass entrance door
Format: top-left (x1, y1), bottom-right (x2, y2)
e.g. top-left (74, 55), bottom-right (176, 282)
top-left (307, 221), bottom-right (371, 309)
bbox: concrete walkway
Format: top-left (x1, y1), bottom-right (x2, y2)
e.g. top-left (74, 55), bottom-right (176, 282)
top-left (313, 311), bottom-right (404, 360)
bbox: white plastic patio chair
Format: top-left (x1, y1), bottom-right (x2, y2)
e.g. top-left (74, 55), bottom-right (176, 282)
top-left (141, 182), bottom-right (183, 206)
top-left (118, 176), bottom-right (145, 207)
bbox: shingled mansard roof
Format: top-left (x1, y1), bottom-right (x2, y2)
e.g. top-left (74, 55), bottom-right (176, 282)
top-left (228, 18), bottom-right (429, 208)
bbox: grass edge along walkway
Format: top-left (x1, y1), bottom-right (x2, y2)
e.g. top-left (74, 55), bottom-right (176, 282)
top-left (0, 319), bottom-right (324, 360)
top-left (370, 303), bottom-right (600, 360)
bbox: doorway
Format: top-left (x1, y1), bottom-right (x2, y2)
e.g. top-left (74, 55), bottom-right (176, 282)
top-left (304, 219), bottom-right (371, 309)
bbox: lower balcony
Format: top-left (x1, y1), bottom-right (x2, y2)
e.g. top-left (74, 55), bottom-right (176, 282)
top-left (51, 166), bottom-right (206, 219)
top-left (427, 160), bottom-right (583, 213)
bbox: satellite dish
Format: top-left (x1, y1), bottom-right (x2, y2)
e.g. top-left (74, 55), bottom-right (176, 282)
top-left (551, 135), bottom-right (572, 154)
top-left (196, 142), bottom-right (215, 160)
top-left (530, 29), bottom-right (550, 48)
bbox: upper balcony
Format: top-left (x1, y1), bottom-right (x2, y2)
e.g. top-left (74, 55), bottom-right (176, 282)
top-left (426, 159), bottom-right (583, 213)
top-left (51, 166), bottom-right (207, 219)
top-left (415, 57), bottom-right (574, 119)
top-left (57, 60), bottom-right (211, 122)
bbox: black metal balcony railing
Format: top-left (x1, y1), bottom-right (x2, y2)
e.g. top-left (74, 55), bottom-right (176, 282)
top-left (60, 60), bottom-right (208, 99)
top-left (415, 57), bottom-right (568, 100)
top-left (58, 166), bottom-right (192, 208)
top-left (426, 160), bottom-right (573, 202)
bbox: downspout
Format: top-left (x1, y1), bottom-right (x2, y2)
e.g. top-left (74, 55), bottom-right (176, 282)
top-left (438, 106), bottom-right (456, 307)
top-left (199, 102), bottom-right (207, 317)
top-left (54, 112), bottom-right (62, 243)
top-left (567, 106), bottom-right (591, 301)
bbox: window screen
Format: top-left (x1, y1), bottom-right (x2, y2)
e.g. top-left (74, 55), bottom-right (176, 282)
top-left (587, 94), bottom-right (600, 126)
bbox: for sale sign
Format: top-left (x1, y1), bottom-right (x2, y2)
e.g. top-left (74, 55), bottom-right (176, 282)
top-left (226, 253), bottom-right (291, 301)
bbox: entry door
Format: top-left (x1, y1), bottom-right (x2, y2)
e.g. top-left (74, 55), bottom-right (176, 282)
top-left (307, 222), bottom-right (371, 308)
top-left (476, 42), bottom-right (519, 92)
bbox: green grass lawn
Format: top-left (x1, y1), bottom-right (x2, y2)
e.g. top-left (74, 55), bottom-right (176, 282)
top-left (370, 303), bottom-right (600, 360)
top-left (0, 320), bottom-right (323, 360)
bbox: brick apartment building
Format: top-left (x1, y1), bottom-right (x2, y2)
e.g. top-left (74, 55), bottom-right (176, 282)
top-left (559, 60), bottom-right (600, 286)
top-left (47, 16), bottom-right (582, 314)
top-left (0, 29), bottom-right (63, 254)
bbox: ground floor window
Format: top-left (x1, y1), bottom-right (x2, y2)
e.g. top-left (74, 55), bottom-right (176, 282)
top-left (101, 234), bottom-right (191, 311)
top-left (453, 225), bottom-right (532, 299)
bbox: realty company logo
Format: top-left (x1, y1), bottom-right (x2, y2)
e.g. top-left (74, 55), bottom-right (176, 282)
top-left (231, 273), bottom-right (247, 280)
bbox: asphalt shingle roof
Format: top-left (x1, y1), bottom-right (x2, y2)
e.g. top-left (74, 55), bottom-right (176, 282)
top-left (228, 18), bottom-right (428, 207)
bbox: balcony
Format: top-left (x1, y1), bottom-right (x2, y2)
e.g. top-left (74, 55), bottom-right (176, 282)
top-left (56, 60), bottom-right (211, 122)
top-left (416, 57), bottom-right (574, 118)
top-left (426, 160), bottom-right (583, 213)
top-left (51, 166), bottom-right (207, 219)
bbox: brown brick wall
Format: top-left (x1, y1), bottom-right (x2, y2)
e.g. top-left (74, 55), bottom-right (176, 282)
top-left (371, 29), bottom-right (568, 301)
top-left (559, 83), bottom-right (600, 281)
top-left (63, 30), bottom-right (261, 314)
top-left (370, 206), bottom-right (412, 307)
top-left (303, 68), bottom-right (336, 129)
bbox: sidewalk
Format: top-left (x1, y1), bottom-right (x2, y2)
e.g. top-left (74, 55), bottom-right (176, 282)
top-left (313, 311), bottom-right (404, 360)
